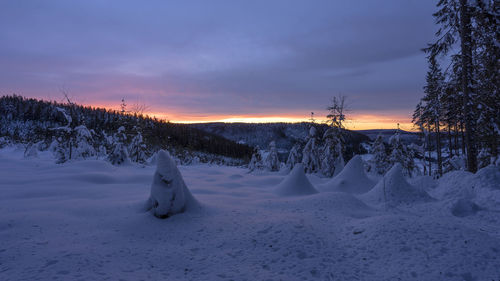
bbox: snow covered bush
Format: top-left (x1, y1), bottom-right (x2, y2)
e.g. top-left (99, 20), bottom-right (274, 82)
top-left (274, 163), bottom-right (318, 196)
top-left (388, 132), bottom-right (415, 177)
top-left (285, 143), bottom-right (301, 170)
top-left (74, 125), bottom-right (96, 159)
top-left (264, 141), bottom-right (280, 171)
top-left (361, 163), bottom-right (432, 207)
top-left (302, 126), bottom-right (321, 174)
top-left (318, 155), bottom-right (375, 194)
top-left (23, 142), bottom-right (39, 158)
top-left (320, 128), bottom-right (345, 177)
top-left (248, 146), bottom-right (263, 171)
top-left (368, 134), bottom-right (389, 175)
top-left (128, 129), bottom-right (147, 163)
top-left (145, 150), bottom-right (198, 218)
top-left (107, 126), bottom-right (130, 165)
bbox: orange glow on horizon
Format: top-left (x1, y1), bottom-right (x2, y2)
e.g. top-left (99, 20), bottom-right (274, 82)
top-left (85, 102), bottom-right (416, 131)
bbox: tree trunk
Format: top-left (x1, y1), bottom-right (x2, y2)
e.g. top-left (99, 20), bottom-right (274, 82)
top-left (436, 122), bottom-right (443, 176)
top-left (448, 125), bottom-right (453, 158)
top-left (427, 124), bottom-right (432, 176)
top-left (459, 0), bottom-right (478, 172)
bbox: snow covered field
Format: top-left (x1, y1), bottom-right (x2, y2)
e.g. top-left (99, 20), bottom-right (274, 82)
top-left (1, 146), bottom-right (499, 281)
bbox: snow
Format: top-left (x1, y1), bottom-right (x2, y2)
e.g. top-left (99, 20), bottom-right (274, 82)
top-left (145, 150), bottom-right (199, 218)
top-left (360, 163), bottom-right (432, 207)
top-left (274, 164), bottom-right (318, 196)
top-left (318, 155), bottom-right (375, 194)
top-left (1, 147), bottom-right (500, 280)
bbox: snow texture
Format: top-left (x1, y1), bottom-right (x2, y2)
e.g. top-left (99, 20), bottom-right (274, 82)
top-left (1, 146), bottom-right (500, 281)
top-left (274, 163), bottom-right (318, 196)
top-left (318, 155), bottom-right (375, 194)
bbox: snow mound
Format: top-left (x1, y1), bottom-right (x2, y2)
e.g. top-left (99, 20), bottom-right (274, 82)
top-left (318, 155), bottom-right (375, 194)
top-left (450, 198), bottom-right (481, 217)
top-left (361, 163), bottom-right (432, 206)
top-left (145, 150), bottom-right (198, 218)
top-left (432, 170), bottom-right (475, 203)
top-left (274, 164), bottom-right (318, 196)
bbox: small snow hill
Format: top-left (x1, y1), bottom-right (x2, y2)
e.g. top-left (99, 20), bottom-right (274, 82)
top-left (274, 164), bottom-right (318, 196)
top-left (318, 155), bottom-right (375, 194)
top-left (360, 163), bottom-right (432, 207)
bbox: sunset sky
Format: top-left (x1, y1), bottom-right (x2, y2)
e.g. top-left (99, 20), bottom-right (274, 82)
top-left (0, 0), bottom-right (436, 130)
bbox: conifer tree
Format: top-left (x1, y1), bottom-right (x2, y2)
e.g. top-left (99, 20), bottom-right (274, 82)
top-left (286, 143), bottom-right (301, 170)
top-left (264, 141), bottom-right (280, 172)
top-left (302, 126), bottom-right (321, 174)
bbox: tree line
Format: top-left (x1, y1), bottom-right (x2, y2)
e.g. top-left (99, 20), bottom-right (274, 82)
top-left (413, 0), bottom-right (499, 175)
top-left (0, 95), bottom-right (253, 163)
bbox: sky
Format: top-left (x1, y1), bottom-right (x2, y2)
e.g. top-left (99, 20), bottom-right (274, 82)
top-left (0, 0), bottom-right (437, 130)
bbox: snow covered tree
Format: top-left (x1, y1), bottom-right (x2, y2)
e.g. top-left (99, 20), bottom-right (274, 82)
top-left (388, 131), bottom-right (415, 177)
top-left (286, 143), bottom-right (301, 170)
top-left (248, 146), bottom-right (263, 171)
top-left (301, 126), bottom-right (321, 174)
top-left (326, 95), bottom-right (347, 129)
top-left (73, 124), bottom-right (96, 159)
top-left (264, 141), bottom-right (280, 171)
top-left (423, 0), bottom-right (499, 172)
top-left (145, 150), bottom-right (198, 218)
top-left (320, 128), bottom-right (345, 177)
top-left (128, 128), bottom-right (147, 163)
top-left (107, 126), bottom-right (130, 165)
top-left (422, 55), bottom-right (445, 176)
top-left (369, 134), bottom-right (389, 175)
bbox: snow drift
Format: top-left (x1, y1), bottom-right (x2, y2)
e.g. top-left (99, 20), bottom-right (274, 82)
top-left (145, 150), bottom-right (198, 218)
top-left (432, 165), bottom-right (500, 213)
top-left (274, 164), bottom-right (318, 196)
top-left (318, 155), bottom-right (375, 194)
top-left (361, 163), bottom-right (432, 206)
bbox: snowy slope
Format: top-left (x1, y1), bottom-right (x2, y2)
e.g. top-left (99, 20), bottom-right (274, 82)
top-left (1, 146), bottom-right (500, 281)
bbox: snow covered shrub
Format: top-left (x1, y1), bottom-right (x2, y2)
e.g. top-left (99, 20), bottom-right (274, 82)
top-left (274, 163), bottom-right (318, 196)
top-left (302, 126), bottom-right (321, 174)
top-left (368, 134), bottom-right (390, 175)
top-left (285, 143), bottom-right (301, 170)
top-left (145, 150), bottom-right (198, 218)
top-left (264, 141), bottom-right (280, 171)
top-left (74, 125), bottom-right (96, 159)
top-left (128, 129), bottom-right (147, 163)
top-left (23, 142), bottom-right (38, 158)
top-left (388, 132), bottom-right (415, 177)
top-left (443, 155), bottom-right (466, 173)
top-left (361, 163), bottom-right (432, 207)
top-left (248, 146), bottom-right (263, 171)
top-left (320, 128), bottom-right (345, 177)
top-left (319, 155), bottom-right (375, 194)
top-left (0, 136), bottom-right (10, 148)
top-left (477, 148), bottom-right (492, 169)
top-left (107, 126), bottom-right (130, 165)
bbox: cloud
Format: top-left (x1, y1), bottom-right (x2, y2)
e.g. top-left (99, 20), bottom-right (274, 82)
top-left (0, 0), bottom-right (437, 122)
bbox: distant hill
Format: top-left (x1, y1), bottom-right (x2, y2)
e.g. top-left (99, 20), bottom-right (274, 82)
top-left (188, 122), bottom-right (371, 160)
top-left (357, 129), bottom-right (420, 145)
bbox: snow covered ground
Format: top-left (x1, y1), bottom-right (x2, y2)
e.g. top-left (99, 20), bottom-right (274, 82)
top-left (1, 146), bottom-right (499, 281)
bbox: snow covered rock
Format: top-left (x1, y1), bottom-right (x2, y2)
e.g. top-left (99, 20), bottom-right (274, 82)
top-left (145, 150), bottom-right (198, 218)
top-left (318, 155), bottom-right (375, 194)
top-left (361, 163), bottom-right (432, 206)
top-left (274, 164), bottom-right (318, 196)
